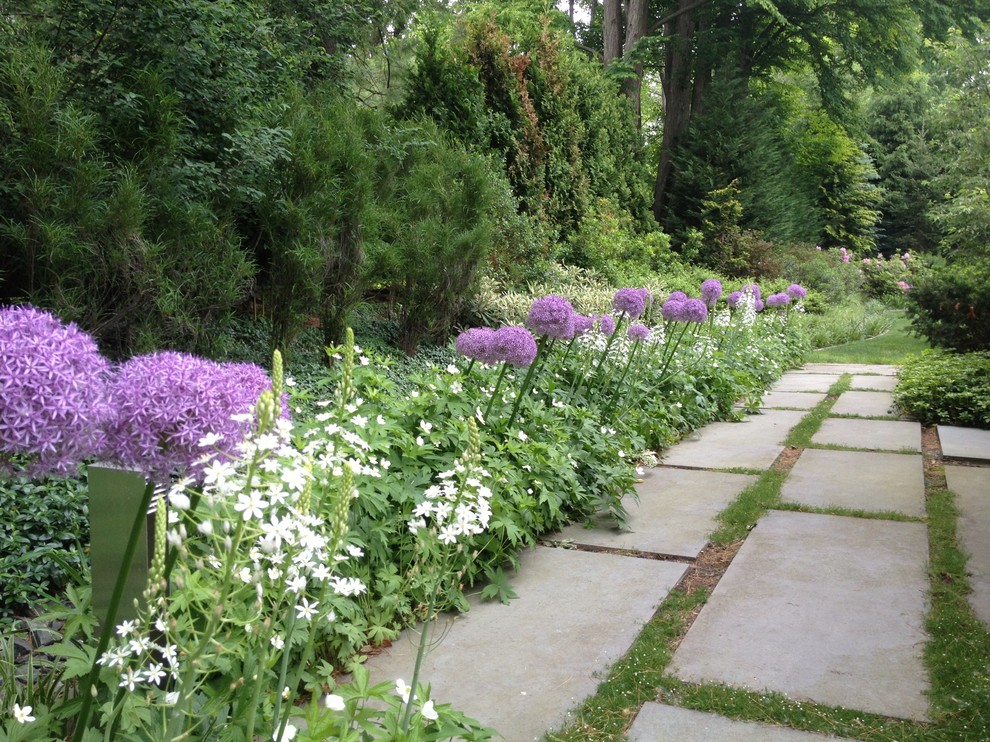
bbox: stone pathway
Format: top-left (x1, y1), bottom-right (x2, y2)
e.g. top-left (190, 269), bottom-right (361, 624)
top-left (343, 364), bottom-right (990, 739)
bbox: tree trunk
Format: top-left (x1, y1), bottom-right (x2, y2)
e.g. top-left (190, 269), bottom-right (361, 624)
top-left (603, 0), bottom-right (623, 65)
top-left (622, 0), bottom-right (648, 127)
top-left (653, 0), bottom-right (698, 225)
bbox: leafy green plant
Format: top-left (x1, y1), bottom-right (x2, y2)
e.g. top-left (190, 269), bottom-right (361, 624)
top-left (905, 260), bottom-right (990, 351)
top-left (894, 349), bottom-right (990, 427)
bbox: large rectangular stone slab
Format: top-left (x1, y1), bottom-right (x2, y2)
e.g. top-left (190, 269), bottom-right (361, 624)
top-left (945, 465), bottom-right (990, 627)
top-left (358, 546), bottom-right (686, 741)
top-left (802, 363), bottom-right (899, 376)
top-left (781, 448), bottom-right (925, 516)
top-left (668, 511), bottom-right (930, 721)
top-left (628, 703), bottom-right (856, 742)
top-left (761, 391), bottom-right (827, 410)
top-left (558, 468), bottom-right (757, 558)
top-left (812, 418), bottom-right (921, 452)
top-left (938, 425), bottom-right (990, 463)
top-left (850, 375), bottom-right (898, 391)
top-left (662, 410), bottom-right (806, 470)
top-left (830, 390), bottom-right (898, 418)
top-left (772, 373), bottom-right (841, 393)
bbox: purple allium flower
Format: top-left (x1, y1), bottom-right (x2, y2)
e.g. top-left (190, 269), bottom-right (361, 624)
top-left (766, 292), bottom-right (791, 307)
top-left (627, 323), bottom-right (651, 342)
top-left (786, 283), bottom-right (807, 300)
top-left (667, 291), bottom-right (688, 302)
top-left (611, 288), bottom-right (646, 320)
top-left (572, 315), bottom-right (595, 336)
top-left (104, 352), bottom-right (279, 482)
top-left (455, 327), bottom-right (498, 364)
top-left (742, 283), bottom-right (761, 300)
top-left (726, 291), bottom-right (743, 308)
top-left (661, 298), bottom-right (684, 321)
top-left (526, 295), bottom-right (575, 339)
top-left (700, 279), bottom-right (723, 308)
top-left (678, 298), bottom-right (709, 323)
top-left (598, 314), bottom-right (616, 336)
top-left (754, 298), bottom-right (765, 312)
top-left (637, 288), bottom-right (654, 307)
top-left (0, 305), bottom-right (112, 476)
top-left (491, 326), bottom-right (538, 368)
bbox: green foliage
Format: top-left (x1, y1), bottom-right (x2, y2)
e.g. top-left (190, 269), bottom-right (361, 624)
top-left (775, 243), bottom-right (864, 307)
top-left (905, 260), bottom-right (990, 351)
top-left (895, 349), bottom-right (990, 427)
top-left (0, 475), bottom-right (89, 622)
top-left (860, 251), bottom-right (926, 304)
top-left (796, 300), bottom-right (893, 349)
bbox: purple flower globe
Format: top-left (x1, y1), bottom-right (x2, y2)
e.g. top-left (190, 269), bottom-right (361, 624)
top-left (667, 291), bottom-right (688, 302)
top-left (678, 298), bottom-right (709, 323)
top-left (700, 279), bottom-right (723, 308)
top-left (455, 327), bottom-right (498, 364)
top-left (573, 315), bottom-right (595, 336)
top-left (627, 323), bottom-right (651, 342)
top-left (526, 295), bottom-right (575, 339)
top-left (742, 283), bottom-right (761, 300)
top-left (612, 288), bottom-right (647, 319)
top-left (786, 284), bottom-right (807, 300)
top-left (766, 293), bottom-right (791, 307)
top-left (598, 314), bottom-right (616, 336)
top-left (104, 352), bottom-right (279, 482)
top-left (492, 326), bottom-right (538, 368)
top-left (754, 298), bottom-right (765, 312)
top-left (636, 288), bottom-right (655, 308)
top-left (726, 291), bottom-right (743, 308)
top-left (0, 305), bottom-right (112, 476)
top-left (660, 298), bottom-right (684, 321)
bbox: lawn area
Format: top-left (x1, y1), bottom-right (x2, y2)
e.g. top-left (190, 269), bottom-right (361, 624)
top-left (807, 310), bottom-right (929, 365)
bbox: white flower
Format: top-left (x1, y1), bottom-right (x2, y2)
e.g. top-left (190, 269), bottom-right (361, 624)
top-left (284, 376), bottom-right (296, 387)
top-left (419, 420), bottom-right (433, 434)
top-left (517, 430), bottom-right (528, 441)
top-left (198, 432), bottom-right (223, 447)
top-left (165, 691), bottom-right (180, 705)
top-left (235, 491), bottom-right (269, 521)
top-left (351, 415), bottom-right (368, 428)
top-left (395, 679), bottom-right (412, 704)
top-left (286, 575), bottom-right (307, 594)
top-left (144, 663), bottom-right (167, 685)
top-left (295, 597), bottom-right (319, 622)
top-left (119, 667), bottom-right (140, 692)
top-left (197, 519), bottom-right (214, 535)
top-left (346, 544), bottom-right (364, 558)
top-left (169, 491), bottom-right (191, 510)
top-left (274, 723), bottom-right (298, 740)
top-left (324, 693), bottom-right (346, 711)
top-left (116, 619), bottom-right (137, 637)
top-left (13, 703), bottom-right (36, 723)
top-left (421, 699), bottom-right (439, 721)
top-left (446, 364), bottom-right (459, 374)
top-left (415, 436), bottom-right (425, 446)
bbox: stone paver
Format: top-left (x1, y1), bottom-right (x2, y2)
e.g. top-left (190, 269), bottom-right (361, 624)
top-left (801, 363), bottom-right (899, 376)
top-left (662, 410), bottom-right (806, 470)
top-left (945, 465), bottom-right (990, 628)
top-left (668, 510), bottom-right (930, 721)
top-left (628, 703), bottom-right (856, 742)
top-left (772, 373), bottom-right (841, 393)
top-left (780, 448), bottom-right (925, 516)
top-left (938, 425), bottom-right (990, 463)
top-left (812, 418), bottom-right (921, 452)
top-left (761, 391), bottom-right (827, 410)
top-left (830, 390), bottom-right (898, 418)
top-left (850, 374), bottom-right (898, 391)
top-left (558, 468), bottom-right (756, 558)
top-left (359, 546), bottom-right (686, 741)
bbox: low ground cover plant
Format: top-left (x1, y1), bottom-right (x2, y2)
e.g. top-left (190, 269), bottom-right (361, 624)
top-left (894, 350), bottom-right (990, 428)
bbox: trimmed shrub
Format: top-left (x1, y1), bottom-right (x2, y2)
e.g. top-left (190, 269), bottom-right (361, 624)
top-left (905, 261), bottom-right (990, 352)
top-left (895, 350), bottom-right (990, 428)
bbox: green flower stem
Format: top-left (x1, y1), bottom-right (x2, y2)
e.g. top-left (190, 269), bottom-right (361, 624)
top-left (573, 313), bottom-right (627, 399)
top-left (72, 479), bottom-right (156, 742)
top-left (401, 582), bottom-right (441, 732)
top-left (483, 362), bottom-right (511, 421)
top-left (507, 337), bottom-right (553, 429)
top-left (268, 604), bottom-right (298, 740)
top-left (603, 341), bottom-right (641, 418)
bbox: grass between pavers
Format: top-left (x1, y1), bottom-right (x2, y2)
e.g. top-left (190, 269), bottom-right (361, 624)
top-left (804, 442), bottom-right (922, 456)
top-left (782, 374), bottom-right (850, 448)
top-left (772, 501), bottom-right (923, 523)
top-left (545, 381), bottom-right (990, 741)
top-left (808, 311), bottom-right (929, 365)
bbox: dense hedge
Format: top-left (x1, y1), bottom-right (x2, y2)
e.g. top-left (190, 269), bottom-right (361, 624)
top-left (894, 350), bottom-right (990, 428)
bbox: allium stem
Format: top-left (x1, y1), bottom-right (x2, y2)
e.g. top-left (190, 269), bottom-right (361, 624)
top-left (483, 362), bottom-right (511, 420)
top-left (401, 584), bottom-right (440, 732)
top-left (507, 337), bottom-right (552, 429)
top-left (603, 341), bottom-right (641, 418)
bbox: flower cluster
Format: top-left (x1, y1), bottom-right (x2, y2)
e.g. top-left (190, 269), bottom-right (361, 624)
top-left (627, 323), bottom-right (651, 342)
top-left (492, 326), bottom-right (538, 368)
top-left (766, 292), bottom-right (791, 308)
top-left (0, 305), bottom-right (112, 476)
top-left (455, 327), bottom-right (498, 364)
top-left (526, 295), bottom-right (575, 339)
top-left (661, 296), bottom-right (708, 323)
top-left (786, 284), bottom-right (807, 300)
top-left (598, 313), bottom-right (616, 336)
top-left (611, 288), bottom-right (647, 319)
top-left (105, 352), bottom-right (282, 482)
top-left (701, 279), bottom-right (723, 308)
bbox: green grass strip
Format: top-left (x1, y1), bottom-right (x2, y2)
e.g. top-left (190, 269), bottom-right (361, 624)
top-left (772, 501), bottom-right (922, 523)
top-left (783, 374), bottom-right (850, 448)
top-left (709, 470), bottom-right (787, 546)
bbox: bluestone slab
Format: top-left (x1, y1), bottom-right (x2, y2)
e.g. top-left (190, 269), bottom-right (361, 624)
top-left (938, 425), bottom-right (990, 463)
top-left (760, 391), bottom-right (827, 410)
top-left (357, 546), bottom-right (686, 741)
top-left (812, 418), bottom-right (921, 452)
top-left (945, 465), bottom-right (990, 627)
top-left (558, 468), bottom-right (756, 558)
top-left (850, 374), bottom-right (898, 391)
top-left (801, 363), bottom-right (899, 376)
top-left (780, 448), bottom-right (925, 516)
top-left (771, 373), bottom-right (841, 393)
top-left (628, 703), bottom-right (856, 742)
top-left (662, 410), bottom-right (806, 470)
top-left (830, 390), bottom-right (898, 418)
top-left (668, 511), bottom-right (930, 721)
